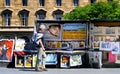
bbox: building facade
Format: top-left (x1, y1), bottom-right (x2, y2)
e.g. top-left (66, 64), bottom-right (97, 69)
top-left (0, 0), bottom-right (111, 40)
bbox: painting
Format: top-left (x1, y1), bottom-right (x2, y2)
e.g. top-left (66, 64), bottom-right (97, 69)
top-left (0, 39), bottom-right (14, 62)
top-left (60, 55), bottom-right (70, 68)
top-left (25, 55), bottom-right (33, 67)
top-left (62, 23), bottom-right (86, 40)
top-left (46, 53), bottom-right (57, 65)
top-left (105, 27), bottom-right (115, 34)
top-left (70, 54), bottom-right (82, 66)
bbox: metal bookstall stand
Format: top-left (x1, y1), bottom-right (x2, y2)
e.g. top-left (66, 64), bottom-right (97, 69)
top-left (35, 20), bottom-right (89, 68)
top-left (88, 20), bottom-right (120, 68)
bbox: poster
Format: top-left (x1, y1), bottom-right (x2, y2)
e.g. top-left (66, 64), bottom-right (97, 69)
top-left (62, 23), bottom-right (86, 40)
top-left (25, 55), bottom-right (33, 67)
top-left (14, 39), bottom-right (25, 51)
top-left (111, 42), bottom-right (120, 54)
top-left (100, 41), bottom-right (120, 54)
top-left (70, 54), bottom-right (82, 66)
top-left (99, 41), bottom-right (112, 51)
top-left (60, 55), bottom-right (70, 68)
top-left (0, 39), bottom-right (14, 62)
top-left (46, 53), bottom-right (57, 65)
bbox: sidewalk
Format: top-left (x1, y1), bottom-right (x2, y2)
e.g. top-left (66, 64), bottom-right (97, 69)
top-left (1, 67), bottom-right (120, 74)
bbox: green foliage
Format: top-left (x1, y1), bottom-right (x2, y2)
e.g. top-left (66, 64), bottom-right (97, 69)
top-left (63, 1), bottom-right (120, 20)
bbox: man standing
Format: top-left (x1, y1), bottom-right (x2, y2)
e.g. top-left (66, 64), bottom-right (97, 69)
top-left (32, 24), bottom-right (47, 71)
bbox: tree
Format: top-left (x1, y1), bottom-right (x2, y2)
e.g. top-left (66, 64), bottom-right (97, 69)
top-left (63, 1), bottom-right (120, 20)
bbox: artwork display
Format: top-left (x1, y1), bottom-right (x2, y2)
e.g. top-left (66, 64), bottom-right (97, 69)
top-left (25, 55), bottom-right (33, 67)
top-left (93, 27), bottom-right (103, 35)
top-left (45, 41), bottom-right (85, 50)
top-left (43, 23), bottom-right (61, 40)
top-left (0, 39), bottom-right (14, 62)
top-left (99, 41), bottom-right (120, 54)
top-left (70, 54), bottom-right (82, 66)
top-left (14, 39), bottom-right (26, 51)
top-left (105, 27), bottom-right (115, 34)
top-left (46, 53), bottom-right (57, 65)
top-left (62, 23), bottom-right (86, 40)
top-left (60, 55), bottom-right (70, 68)
top-left (93, 41), bottom-right (100, 48)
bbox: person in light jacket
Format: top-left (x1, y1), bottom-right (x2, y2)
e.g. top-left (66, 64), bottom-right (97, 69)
top-left (32, 24), bottom-right (47, 71)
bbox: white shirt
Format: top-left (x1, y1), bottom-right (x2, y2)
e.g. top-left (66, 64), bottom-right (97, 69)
top-left (32, 32), bottom-right (44, 45)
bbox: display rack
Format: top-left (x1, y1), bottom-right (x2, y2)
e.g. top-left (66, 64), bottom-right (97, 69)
top-left (89, 20), bottom-right (120, 68)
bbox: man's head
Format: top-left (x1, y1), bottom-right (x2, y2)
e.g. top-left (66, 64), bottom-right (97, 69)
top-left (39, 24), bottom-right (46, 32)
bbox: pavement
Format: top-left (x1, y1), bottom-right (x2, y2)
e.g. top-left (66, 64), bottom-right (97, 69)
top-left (1, 67), bottom-right (120, 74)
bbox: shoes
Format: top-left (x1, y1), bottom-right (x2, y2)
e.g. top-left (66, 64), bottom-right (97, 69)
top-left (42, 68), bottom-right (48, 71)
top-left (35, 67), bottom-right (48, 71)
top-left (35, 69), bottom-right (42, 72)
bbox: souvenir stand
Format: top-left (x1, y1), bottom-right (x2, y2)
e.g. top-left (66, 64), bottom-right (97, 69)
top-left (89, 20), bottom-right (120, 68)
top-left (35, 20), bottom-right (89, 68)
top-left (13, 20), bottom-right (89, 68)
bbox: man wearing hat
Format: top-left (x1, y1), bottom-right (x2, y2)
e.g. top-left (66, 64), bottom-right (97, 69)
top-left (32, 24), bottom-right (47, 71)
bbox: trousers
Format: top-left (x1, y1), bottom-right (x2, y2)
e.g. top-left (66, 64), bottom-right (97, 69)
top-left (35, 47), bottom-right (46, 70)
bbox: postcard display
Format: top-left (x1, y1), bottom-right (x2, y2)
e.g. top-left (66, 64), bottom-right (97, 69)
top-left (43, 22), bottom-right (87, 68)
top-left (89, 23), bottom-right (120, 68)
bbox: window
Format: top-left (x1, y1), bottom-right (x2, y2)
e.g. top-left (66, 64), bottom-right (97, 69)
top-left (56, 0), bottom-right (61, 6)
top-left (55, 14), bottom-right (62, 20)
top-left (4, 14), bottom-right (11, 26)
top-left (73, 0), bottom-right (79, 6)
top-left (19, 10), bottom-right (29, 26)
top-left (2, 10), bottom-right (12, 26)
top-left (39, 0), bottom-right (44, 6)
top-left (91, 0), bottom-right (96, 3)
top-left (21, 14), bottom-right (28, 26)
top-left (53, 10), bottom-right (63, 20)
top-left (35, 10), bottom-right (46, 19)
top-left (38, 15), bottom-right (45, 19)
top-left (22, 0), bottom-right (28, 6)
top-left (5, 0), bottom-right (10, 6)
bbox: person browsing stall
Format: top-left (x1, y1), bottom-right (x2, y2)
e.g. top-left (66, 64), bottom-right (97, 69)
top-left (32, 24), bottom-right (47, 72)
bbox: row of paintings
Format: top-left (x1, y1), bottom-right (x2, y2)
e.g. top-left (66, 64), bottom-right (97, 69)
top-left (45, 41), bottom-right (85, 50)
top-left (93, 27), bottom-right (120, 35)
top-left (15, 54), bottom-right (83, 68)
top-left (94, 35), bottom-right (116, 41)
top-left (36, 23), bottom-right (87, 40)
top-left (15, 53), bottom-right (57, 67)
top-left (60, 54), bottom-right (82, 68)
top-left (93, 41), bottom-right (120, 54)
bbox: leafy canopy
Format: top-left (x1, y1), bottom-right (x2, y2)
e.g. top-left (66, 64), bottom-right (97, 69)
top-left (63, 1), bottom-right (120, 20)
